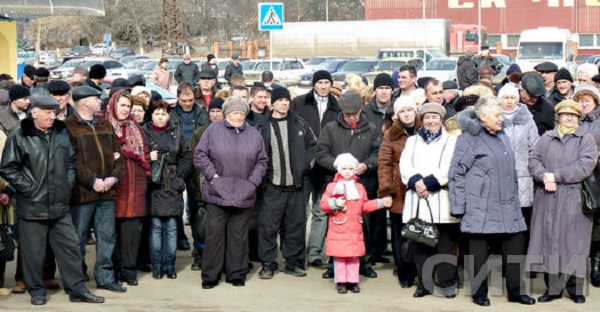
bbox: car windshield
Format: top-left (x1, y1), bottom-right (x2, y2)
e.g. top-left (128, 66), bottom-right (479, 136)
top-left (315, 61), bottom-right (340, 71)
top-left (424, 60), bottom-right (456, 70)
top-left (378, 60), bottom-right (407, 71)
top-left (255, 62), bottom-right (281, 71)
top-left (143, 61), bottom-right (158, 70)
top-left (82, 60), bottom-right (102, 67)
top-left (60, 60), bottom-right (82, 68)
top-left (518, 42), bottom-right (563, 60)
top-left (217, 61), bottom-right (231, 68)
top-left (306, 58), bottom-right (326, 65)
top-left (428, 49), bottom-right (448, 58)
top-left (241, 61), bottom-right (256, 70)
top-left (340, 61), bottom-right (374, 72)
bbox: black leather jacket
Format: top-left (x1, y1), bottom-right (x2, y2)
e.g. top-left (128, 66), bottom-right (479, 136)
top-left (0, 117), bottom-right (75, 220)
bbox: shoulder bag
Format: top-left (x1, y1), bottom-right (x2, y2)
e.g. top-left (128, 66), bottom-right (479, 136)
top-left (401, 198), bottom-right (440, 248)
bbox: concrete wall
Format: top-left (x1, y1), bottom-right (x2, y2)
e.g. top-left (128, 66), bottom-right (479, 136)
top-left (0, 21), bottom-right (17, 78)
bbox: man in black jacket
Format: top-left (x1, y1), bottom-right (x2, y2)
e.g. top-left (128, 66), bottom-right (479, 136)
top-left (519, 73), bottom-right (555, 136)
top-left (0, 95), bottom-right (104, 305)
top-left (290, 70), bottom-right (339, 271)
top-left (224, 55), bottom-right (243, 85)
top-left (256, 87), bottom-right (317, 279)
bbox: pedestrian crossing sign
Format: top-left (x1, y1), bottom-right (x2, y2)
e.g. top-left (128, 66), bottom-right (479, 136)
top-left (259, 2), bottom-right (284, 31)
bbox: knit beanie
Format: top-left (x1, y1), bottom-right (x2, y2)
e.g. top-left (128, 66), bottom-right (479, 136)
top-left (393, 96), bottom-right (417, 115)
top-left (34, 67), bottom-right (50, 78)
top-left (312, 70), bottom-right (332, 86)
top-left (222, 96), bottom-right (249, 116)
top-left (9, 85), bottom-right (30, 102)
top-left (333, 153), bottom-right (359, 173)
top-left (554, 68), bottom-right (573, 83)
top-left (506, 63), bottom-right (522, 76)
top-left (89, 64), bottom-right (107, 79)
top-left (207, 54), bottom-right (216, 62)
top-left (498, 84), bottom-right (520, 101)
top-left (23, 65), bottom-right (36, 79)
top-left (208, 97), bottom-right (225, 111)
top-left (270, 86), bottom-right (291, 104)
top-left (373, 73), bottom-right (394, 90)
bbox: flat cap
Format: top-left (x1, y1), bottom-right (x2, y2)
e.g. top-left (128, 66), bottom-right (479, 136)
top-left (199, 69), bottom-right (216, 79)
top-left (555, 99), bottom-right (582, 117)
top-left (520, 73), bottom-right (545, 97)
top-left (478, 65), bottom-right (495, 75)
top-left (30, 95), bottom-right (59, 109)
top-left (338, 91), bottom-right (363, 114)
top-left (442, 80), bottom-right (458, 90)
top-left (72, 86), bottom-right (102, 102)
top-left (534, 62), bottom-right (558, 73)
top-left (47, 80), bottom-right (71, 95)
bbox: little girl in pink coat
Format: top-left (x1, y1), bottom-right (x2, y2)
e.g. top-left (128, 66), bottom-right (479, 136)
top-left (320, 153), bottom-right (392, 294)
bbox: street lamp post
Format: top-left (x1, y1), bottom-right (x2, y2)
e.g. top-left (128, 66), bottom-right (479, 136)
top-left (422, 0), bottom-right (427, 70)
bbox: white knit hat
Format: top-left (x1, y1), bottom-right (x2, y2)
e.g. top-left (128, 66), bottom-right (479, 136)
top-left (333, 153), bottom-right (359, 173)
top-left (497, 84), bottom-right (520, 101)
top-left (393, 96), bottom-right (417, 115)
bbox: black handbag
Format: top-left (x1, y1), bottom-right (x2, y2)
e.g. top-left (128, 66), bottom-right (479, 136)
top-left (401, 198), bottom-right (440, 248)
top-left (151, 152), bottom-right (167, 184)
top-left (0, 207), bottom-right (15, 262)
top-left (582, 178), bottom-right (600, 214)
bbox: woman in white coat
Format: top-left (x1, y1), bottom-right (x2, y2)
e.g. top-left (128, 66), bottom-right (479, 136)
top-left (400, 103), bottom-right (459, 299)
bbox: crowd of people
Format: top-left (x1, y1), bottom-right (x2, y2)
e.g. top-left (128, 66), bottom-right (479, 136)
top-left (0, 47), bottom-right (600, 307)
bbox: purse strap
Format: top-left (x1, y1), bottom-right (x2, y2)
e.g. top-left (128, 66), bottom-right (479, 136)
top-left (414, 198), bottom-right (435, 223)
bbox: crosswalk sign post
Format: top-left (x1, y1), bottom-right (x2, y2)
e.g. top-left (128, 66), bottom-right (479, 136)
top-left (258, 3), bottom-right (284, 70)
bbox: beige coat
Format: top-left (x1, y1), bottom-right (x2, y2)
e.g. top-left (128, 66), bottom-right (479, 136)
top-left (150, 65), bottom-right (170, 90)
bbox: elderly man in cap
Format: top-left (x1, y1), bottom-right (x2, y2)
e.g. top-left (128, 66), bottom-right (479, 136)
top-left (255, 87), bottom-right (317, 280)
top-left (0, 95), bottom-right (105, 305)
top-left (577, 63), bottom-right (599, 86)
top-left (534, 62), bottom-right (558, 98)
top-left (224, 55), bottom-right (243, 86)
top-left (0, 85), bottom-right (30, 134)
top-left (457, 50), bottom-right (478, 90)
top-left (291, 69), bottom-right (340, 271)
top-left (547, 68), bottom-right (574, 106)
top-left (175, 54), bottom-right (201, 87)
top-left (20, 65), bottom-right (36, 89)
top-left (65, 86), bottom-right (126, 293)
top-left (48, 80), bottom-right (75, 120)
top-left (30, 67), bottom-right (51, 96)
top-left (315, 91), bottom-right (382, 279)
top-left (519, 73), bottom-right (555, 136)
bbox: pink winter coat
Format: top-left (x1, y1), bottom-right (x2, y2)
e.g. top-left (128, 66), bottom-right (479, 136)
top-left (150, 65), bottom-right (170, 90)
top-left (320, 174), bottom-right (380, 258)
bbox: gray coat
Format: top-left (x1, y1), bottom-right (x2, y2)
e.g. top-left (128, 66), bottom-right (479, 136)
top-left (502, 104), bottom-right (539, 207)
top-left (449, 109), bottom-right (526, 234)
top-left (527, 126), bottom-right (597, 277)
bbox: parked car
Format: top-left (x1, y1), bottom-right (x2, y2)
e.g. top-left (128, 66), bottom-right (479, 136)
top-left (363, 57), bottom-right (423, 87)
top-left (17, 51), bottom-right (36, 64)
top-left (417, 58), bottom-right (458, 83)
top-left (243, 58), bottom-right (306, 87)
top-left (240, 60), bottom-right (259, 72)
top-left (91, 43), bottom-right (108, 56)
top-left (575, 54), bottom-right (591, 65)
top-left (107, 59), bottom-right (153, 80)
top-left (68, 46), bottom-right (93, 56)
top-left (585, 55), bottom-right (600, 65)
top-left (303, 56), bottom-right (337, 71)
top-left (119, 55), bottom-right (149, 64)
top-left (142, 60), bottom-right (182, 86)
top-left (296, 59), bottom-right (349, 86)
top-left (110, 47), bottom-right (136, 59)
top-left (331, 59), bottom-right (378, 88)
top-left (38, 51), bottom-right (57, 64)
top-left (49, 58), bottom-right (85, 79)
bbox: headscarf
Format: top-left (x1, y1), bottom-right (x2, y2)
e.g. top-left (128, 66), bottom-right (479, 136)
top-left (106, 90), bottom-right (150, 171)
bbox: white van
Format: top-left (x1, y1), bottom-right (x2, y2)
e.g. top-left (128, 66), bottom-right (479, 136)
top-left (376, 48), bottom-right (448, 63)
top-left (516, 27), bottom-right (575, 72)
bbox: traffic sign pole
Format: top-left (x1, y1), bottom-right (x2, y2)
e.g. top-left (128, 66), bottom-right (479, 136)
top-left (258, 2), bottom-right (284, 71)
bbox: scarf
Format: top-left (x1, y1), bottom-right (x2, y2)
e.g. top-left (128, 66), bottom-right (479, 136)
top-left (106, 91), bottom-right (150, 171)
top-left (557, 124), bottom-right (578, 139)
top-left (335, 180), bottom-right (360, 201)
top-left (417, 126), bottom-right (442, 144)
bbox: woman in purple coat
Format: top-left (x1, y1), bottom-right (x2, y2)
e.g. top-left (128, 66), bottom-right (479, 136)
top-left (195, 97), bottom-right (268, 289)
top-left (527, 100), bottom-right (598, 304)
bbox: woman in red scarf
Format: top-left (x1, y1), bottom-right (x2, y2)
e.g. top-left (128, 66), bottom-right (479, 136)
top-left (105, 90), bottom-right (151, 286)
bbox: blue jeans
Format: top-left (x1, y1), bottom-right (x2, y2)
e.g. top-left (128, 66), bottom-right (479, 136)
top-left (150, 217), bottom-right (177, 272)
top-left (70, 200), bottom-right (117, 286)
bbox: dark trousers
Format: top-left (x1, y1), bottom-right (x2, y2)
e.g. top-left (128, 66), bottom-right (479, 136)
top-left (543, 273), bottom-right (585, 297)
top-left (390, 212), bottom-right (416, 283)
top-left (113, 218), bottom-right (142, 281)
top-left (15, 237), bottom-right (57, 282)
top-left (0, 255), bottom-right (5, 288)
top-left (19, 216), bottom-right (87, 297)
top-left (136, 216), bottom-right (151, 267)
top-left (366, 209), bottom-right (388, 258)
top-left (413, 223), bottom-right (460, 290)
top-left (258, 184), bottom-right (307, 269)
top-left (176, 177), bottom-right (197, 243)
top-left (202, 204), bottom-right (252, 283)
top-left (467, 233), bottom-right (526, 299)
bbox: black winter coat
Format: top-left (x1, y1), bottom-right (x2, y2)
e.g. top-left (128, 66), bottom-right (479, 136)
top-left (457, 56), bottom-right (479, 90)
top-left (256, 110), bottom-right (317, 189)
top-left (224, 63), bottom-right (243, 83)
top-left (0, 118), bottom-right (75, 220)
top-left (143, 122), bottom-right (193, 217)
top-left (523, 97), bottom-right (555, 136)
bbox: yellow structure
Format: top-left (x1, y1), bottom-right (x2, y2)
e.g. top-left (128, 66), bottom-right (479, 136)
top-left (0, 20), bottom-right (17, 78)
